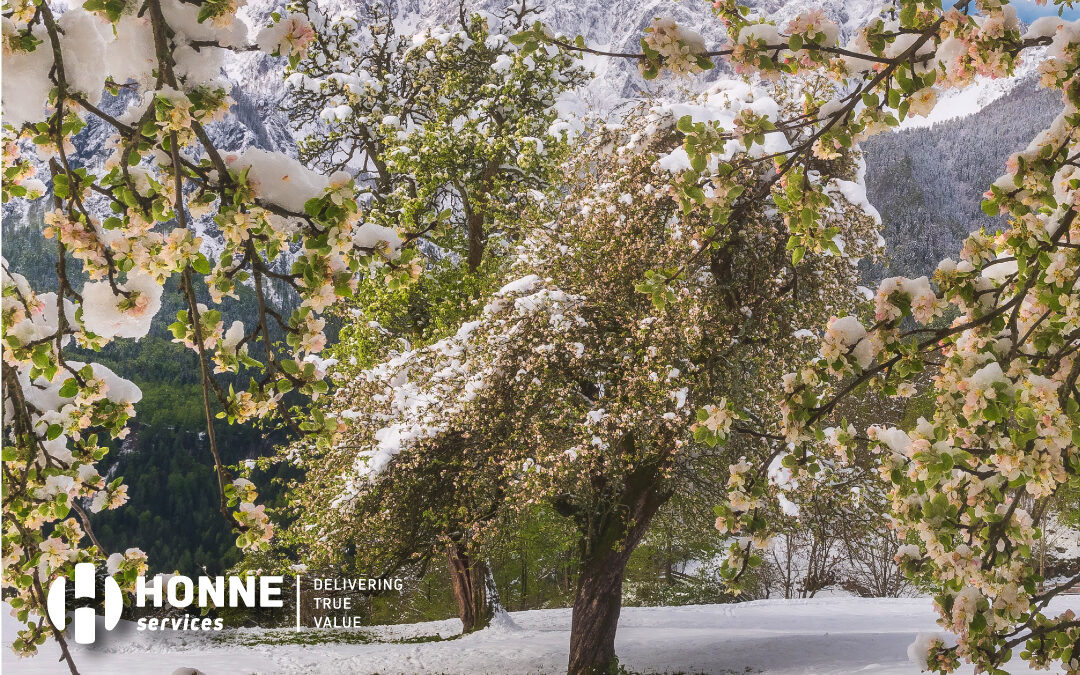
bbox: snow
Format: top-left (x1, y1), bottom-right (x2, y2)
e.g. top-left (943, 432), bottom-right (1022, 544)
top-left (352, 223), bottom-right (402, 251)
top-left (876, 427), bottom-right (913, 456)
top-left (57, 7), bottom-right (112, 105)
top-left (657, 147), bottom-right (691, 172)
top-left (968, 361), bottom-right (1007, 390)
top-left (495, 274), bottom-right (540, 296)
top-left (2, 37), bottom-right (54, 128)
top-left (831, 179), bottom-right (881, 225)
top-left (17, 359), bottom-right (142, 426)
top-left (221, 320), bottom-right (246, 352)
top-left (829, 315), bottom-right (866, 347)
top-left (174, 43), bottom-right (226, 90)
top-left (7, 292), bottom-right (76, 346)
top-left (982, 257), bottom-right (1019, 282)
top-left (81, 272), bottom-right (163, 340)
top-left (104, 16), bottom-right (157, 89)
top-left (655, 81), bottom-right (788, 169)
top-left (225, 148), bottom-right (329, 214)
top-left (4, 8), bottom-right (159, 125)
top-left (7, 597), bottom-right (1079, 674)
top-left (737, 23), bottom-right (780, 45)
top-left (160, 0), bottom-right (247, 48)
top-left (906, 631), bottom-right (952, 670)
top-left (1024, 16), bottom-right (1070, 40)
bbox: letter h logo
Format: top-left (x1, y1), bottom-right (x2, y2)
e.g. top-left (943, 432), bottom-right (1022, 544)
top-left (46, 563), bottom-right (122, 644)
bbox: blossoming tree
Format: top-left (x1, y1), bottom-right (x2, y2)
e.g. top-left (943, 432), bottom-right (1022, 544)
top-left (282, 0), bottom-right (588, 271)
top-left (255, 1), bottom-right (588, 633)
top-left (514, 0), bottom-right (1080, 671)
top-left (0, 0), bottom-right (401, 668)
top-left (287, 75), bottom-right (881, 671)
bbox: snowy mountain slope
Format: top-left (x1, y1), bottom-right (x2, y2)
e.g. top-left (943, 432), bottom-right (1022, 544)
top-left (898, 49), bottom-right (1046, 131)
top-left (387, 0), bottom-right (883, 106)
top-left (7, 597), bottom-right (1080, 674)
top-left (223, 0), bottom-right (887, 116)
top-left (862, 72), bottom-right (1061, 279)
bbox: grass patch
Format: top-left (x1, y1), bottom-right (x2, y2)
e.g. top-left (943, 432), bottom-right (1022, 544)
top-left (391, 632), bottom-right (462, 644)
top-left (213, 629), bottom-right (377, 647)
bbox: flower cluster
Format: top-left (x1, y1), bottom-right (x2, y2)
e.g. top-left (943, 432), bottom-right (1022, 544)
top-left (641, 16), bottom-right (711, 78)
top-left (1, 0), bottom-right (408, 661)
top-left (770, 12), bottom-right (1080, 666)
top-left (226, 479), bottom-right (273, 550)
top-left (257, 12), bottom-right (316, 63)
top-left (693, 398), bottom-right (737, 446)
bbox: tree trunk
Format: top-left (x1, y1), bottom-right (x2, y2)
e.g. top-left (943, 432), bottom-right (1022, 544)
top-left (564, 446), bottom-right (673, 675)
top-left (463, 157), bottom-right (500, 272)
top-left (567, 545), bottom-right (633, 675)
top-left (520, 538), bottom-right (529, 608)
top-left (466, 211), bottom-right (485, 271)
top-left (446, 544), bottom-right (497, 634)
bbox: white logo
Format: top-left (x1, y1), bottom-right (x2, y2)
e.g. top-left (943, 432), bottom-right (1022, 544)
top-left (46, 562), bottom-right (122, 644)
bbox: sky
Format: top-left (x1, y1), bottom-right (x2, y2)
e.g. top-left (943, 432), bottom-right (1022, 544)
top-left (935, 1), bottom-right (1079, 20)
top-left (1010, 0), bottom-right (1080, 21)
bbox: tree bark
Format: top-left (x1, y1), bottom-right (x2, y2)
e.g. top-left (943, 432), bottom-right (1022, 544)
top-left (466, 210), bottom-right (485, 271)
top-left (446, 544), bottom-right (496, 634)
top-left (462, 157), bottom-right (500, 271)
top-left (564, 445), bottom-right (673, 675)
top-left (567, 544), bottom-right (634, 675)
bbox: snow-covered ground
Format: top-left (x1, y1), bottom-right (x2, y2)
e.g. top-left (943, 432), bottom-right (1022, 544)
top-left (4, 597), bottom-right (1080, 674)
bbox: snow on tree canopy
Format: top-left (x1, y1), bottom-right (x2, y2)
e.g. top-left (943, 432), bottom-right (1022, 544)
top-left (353, 223), bottom-right (402, 251)
top-left (80, 273), bottom-right (163, 340)
top-left (655, 81), bottom-right (788, 168)
top-left (225, 147), bottom-right (330, 214)
top-left (5, 292), bottom-right (77, 347)
top-left (15, 360), bottom-right (142, 445)
top-left (328, 273), bottom-right (584, 506)
top-left (2, 27), bottom-right (54, 128)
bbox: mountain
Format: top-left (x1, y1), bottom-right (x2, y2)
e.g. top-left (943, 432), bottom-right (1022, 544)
top-left (225, 0), bottom-right (885, 121)
top-left (862, 73), bottom-right (1060, 278)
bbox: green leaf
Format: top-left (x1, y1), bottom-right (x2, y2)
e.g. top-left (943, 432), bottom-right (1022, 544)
top-left (192, 253), bottom-right (212, 275)
top-left (31, 348), bottom-right (51, 370)
top-left (58, 378), bottom-right (78, 398)
top-left (683, 185), bottom-right (705, 202)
